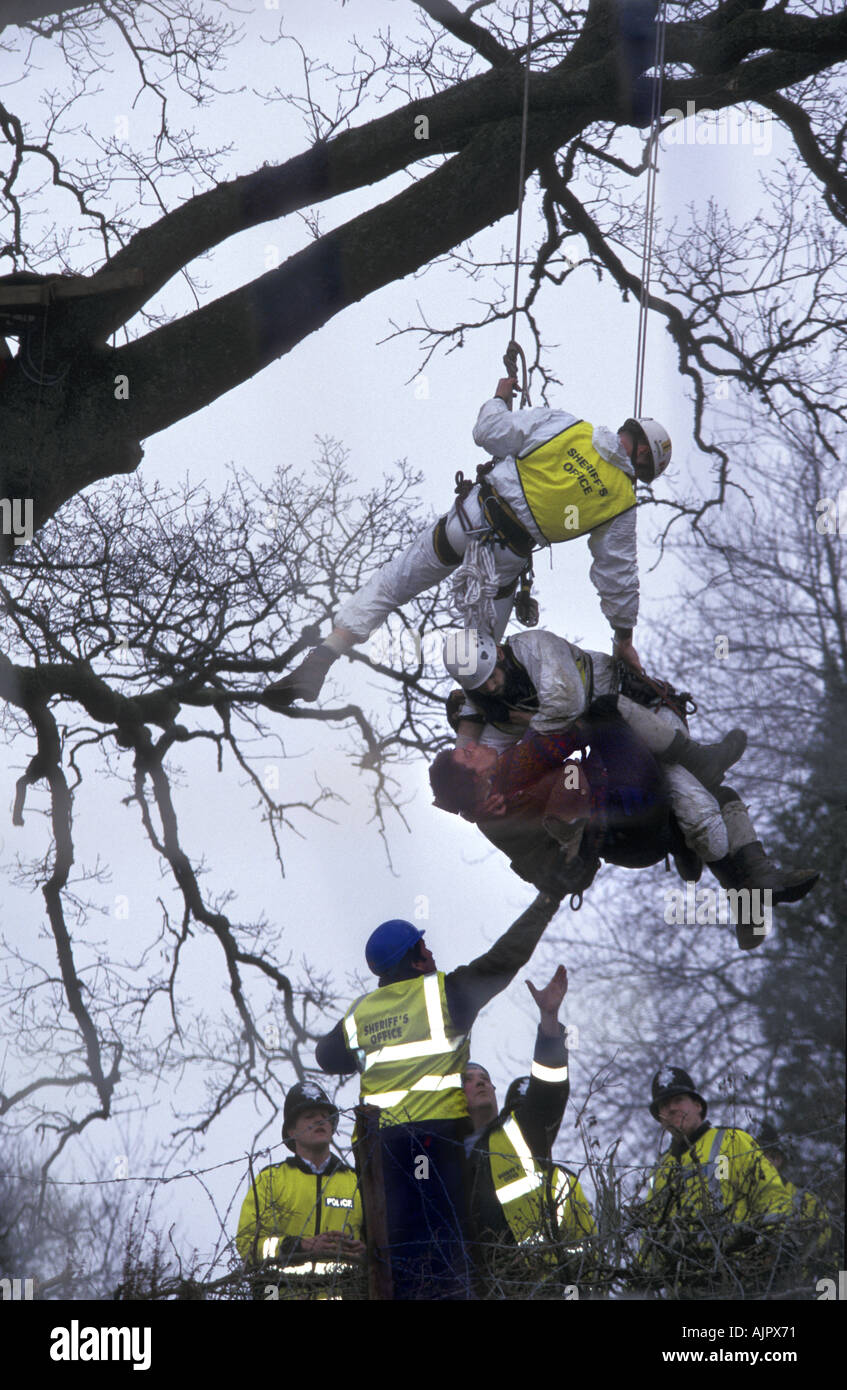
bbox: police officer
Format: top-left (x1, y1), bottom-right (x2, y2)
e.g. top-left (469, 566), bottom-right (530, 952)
top-left (235, 1081), bottom-right (364, 1295)
top-left (634, 1066), bottom-right (793, 1296)
top-left (463, 964), bottom-right (597, 1294)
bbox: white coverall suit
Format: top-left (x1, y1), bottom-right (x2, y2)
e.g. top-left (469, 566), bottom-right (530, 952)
top-left (458, 629), bottom-right (729, 863)
top-left (334, 401), bottom-right (639, 642)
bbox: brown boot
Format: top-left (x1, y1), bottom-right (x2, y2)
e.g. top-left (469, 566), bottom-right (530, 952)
top-left (729, 841), bottom-right (819, 906)
top-left (658, 728), bottom-right (748, 790)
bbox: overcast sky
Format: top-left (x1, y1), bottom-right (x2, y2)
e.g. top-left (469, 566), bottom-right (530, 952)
top-left (0, 0), bottom-right (805, 1278)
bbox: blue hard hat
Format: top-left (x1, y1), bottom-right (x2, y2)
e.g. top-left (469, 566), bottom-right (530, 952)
top-left (366, 919), bottom-right (425, 976)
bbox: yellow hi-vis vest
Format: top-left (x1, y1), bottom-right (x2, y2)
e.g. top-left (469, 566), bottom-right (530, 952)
top-left (485, 1123), bottom-right (597, 1251)
top-left (235, 1159), bottom-right (363, 1272)
top-left (343, 972), bottom-right (470, 1128)
top-left (486, 1115), bottom-right (549, 1244)
top-left (647, 1127), bottom-right (792, 1226)
top-left (550, 1165), bottom-right (597, 1247)
top-left (515, 421), bottom-right (636, 542)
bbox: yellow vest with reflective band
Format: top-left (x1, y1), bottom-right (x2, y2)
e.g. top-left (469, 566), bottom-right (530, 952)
top-left (486, 1115), bottom-right (550, 1244)
top-left (515, 421), bottom-right (636, 542)
top-left (343, 971), bottom-right (470, 1128)
top-left (550, 1165), bottom-right (597, 1246)
top-left (235, 1159), bottom-right (363, 1270)
top-left (647, 1126), bottom-right (792, 1225)
top-left (485, 1126), bottom-right (597, 1251)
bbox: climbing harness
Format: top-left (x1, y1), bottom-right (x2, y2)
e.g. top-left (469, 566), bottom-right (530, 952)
top-left (450, 463), bottom-right (538, 628)
top-left (616, 660), bottom-right (697, 727)
top-left (632, 1), bottom-right (669, 418)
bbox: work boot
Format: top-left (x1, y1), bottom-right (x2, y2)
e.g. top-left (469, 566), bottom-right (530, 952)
top-left (708, 845), bottom-right (818, 951)
top-left (729, 841), bottom-right (819, 906)
top-left (263, 644), bottom-right (338, 709)
top-left (658, 728), bottom-right (747, 790)
top-left (706, 853), bottom-right (769, 951)
top-left (616, 697), bottom-right (747, 790)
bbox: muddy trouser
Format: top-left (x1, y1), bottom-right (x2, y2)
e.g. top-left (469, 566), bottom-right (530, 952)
top-left (592, 660), bottom-right (729, 862)
top-left (334, 489), bottom-right (529, 645)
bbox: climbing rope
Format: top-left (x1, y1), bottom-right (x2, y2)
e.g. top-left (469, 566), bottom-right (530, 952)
top-left (632, 1), bottom-right (669, 418)
top-left (504, 0), bottom-right (535, 409)
top-left (451, 3), bottom-right (539, 630)
top-left (450, 539), bottom-right (500, 633)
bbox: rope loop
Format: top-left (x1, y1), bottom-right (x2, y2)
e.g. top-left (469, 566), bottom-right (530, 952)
top-left (450, 539), bottom-right (500, 632)
top-left (503, 338), bottom-right (531, 409)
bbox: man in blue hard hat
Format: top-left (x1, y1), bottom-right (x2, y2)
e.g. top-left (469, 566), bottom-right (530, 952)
top-left (316, 894), bottom-right (560, 1299)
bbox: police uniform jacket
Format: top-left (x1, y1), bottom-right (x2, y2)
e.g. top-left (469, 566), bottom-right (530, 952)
top-left (236, 1154), bottom-right (363, 1269)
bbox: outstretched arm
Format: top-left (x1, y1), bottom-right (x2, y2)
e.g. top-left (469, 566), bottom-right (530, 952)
top-left (516, 966), bottom-right (570, 1156)
top-left (587, 509), bottom-right (639, 644)
top-left (445, 892), bottom-right (560, 1032)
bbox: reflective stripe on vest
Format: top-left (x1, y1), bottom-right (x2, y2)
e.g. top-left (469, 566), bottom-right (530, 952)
top-left (550, 1166), bottom-right (571, 1216)
top-left (700, 1126), bottom-right (726, 1209)
top-left (235, 1161), bottom-right (362, 1267)
top-left (487, 1115), bottom-right (547, 1244)
top-left (515, 421), bottom-right (636, 542)
top-left (344, 972), bottom-right (469, 1127)
top-left (654, 1126), bottom-right (726, 1209)
top-left (531, 1058), bottom-right (569, 1084)
top-left (261, 1240), bottom-right (345, 1277)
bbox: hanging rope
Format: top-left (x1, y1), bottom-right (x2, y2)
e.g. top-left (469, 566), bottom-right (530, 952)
top-left (504, 0), bottom-right (535, 409)
top-left (450, 539), bottom-right (500, 633)
top-left (632, 1), bottom-right (669, 418)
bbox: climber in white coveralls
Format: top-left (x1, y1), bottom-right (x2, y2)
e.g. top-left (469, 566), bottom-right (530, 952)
top-left (264, 375), bottom-right (671, 708)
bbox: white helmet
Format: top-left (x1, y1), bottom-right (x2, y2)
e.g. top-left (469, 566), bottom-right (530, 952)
top-left (622, 417), bottom-right (672, 481)
top-left (442, 629), bottom-right (498, 691)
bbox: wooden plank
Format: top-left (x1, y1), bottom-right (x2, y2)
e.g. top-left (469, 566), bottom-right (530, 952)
top-left (354, 1103), bottom-right (394, 1301)
top-left (0, 268), bottom-right (143, 311)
